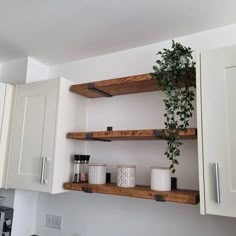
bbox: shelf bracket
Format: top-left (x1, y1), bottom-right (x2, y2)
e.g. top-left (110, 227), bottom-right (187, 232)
top-left (82, 187), bottom-right (93, 193)
top-left (85, 133), bottom-right (111, 142)
top-left (87, 83), bottom-right (113, 97)
top-left (155, 130), bottom-right (169, 140)
top-left (154, 195), bottom-right (166, 202)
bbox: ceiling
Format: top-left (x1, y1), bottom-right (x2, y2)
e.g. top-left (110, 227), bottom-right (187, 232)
top-left (0, 0), bottom-right (236, 65)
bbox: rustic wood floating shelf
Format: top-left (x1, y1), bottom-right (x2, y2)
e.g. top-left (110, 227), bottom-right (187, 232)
top-left (67, 128), bottom-right (197, 141)
top-left (70, 71), bottom-right (196, 98)
top-left (64, 183), bottom-right (199, 205)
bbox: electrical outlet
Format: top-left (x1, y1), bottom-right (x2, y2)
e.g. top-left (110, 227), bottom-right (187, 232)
top-left (46, 214), bottom-right (63, 230)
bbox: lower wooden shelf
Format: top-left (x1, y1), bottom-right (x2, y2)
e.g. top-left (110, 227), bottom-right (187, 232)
top-left (64, 183), bottom-right (199, 205)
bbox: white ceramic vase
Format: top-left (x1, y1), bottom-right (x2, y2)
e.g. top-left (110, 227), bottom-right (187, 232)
top-left (151, 167), bottom-right (171, 191)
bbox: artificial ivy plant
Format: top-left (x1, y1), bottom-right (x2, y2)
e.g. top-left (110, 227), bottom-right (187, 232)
top-left (151, 40), bottom-right (196, 173)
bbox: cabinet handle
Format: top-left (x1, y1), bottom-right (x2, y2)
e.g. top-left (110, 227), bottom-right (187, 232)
top-left (213, 163), bottom-right (220, 203)
top-left (40, 157), bottom-right (47, 184)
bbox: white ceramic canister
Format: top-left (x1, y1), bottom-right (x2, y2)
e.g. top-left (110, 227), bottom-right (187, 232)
top-left (88, 164), bottom-right (106, 184)
top-left (117, 165), bottom-right (136, 188)
top-left (151, 167), bottom-right (171, 191)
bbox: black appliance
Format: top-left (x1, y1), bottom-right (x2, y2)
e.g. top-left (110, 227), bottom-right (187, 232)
top-left (0, 207), bottom-right (14, 236)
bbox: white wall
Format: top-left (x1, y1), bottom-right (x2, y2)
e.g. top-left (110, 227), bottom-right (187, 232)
top-left (26, 57), bottom-right (50, 83)
top-left (36, 192), bottom-right (236, 236)
top-left (0, 56), bottom-right (50, 85)
top-left (0, 58), bottom-right (28, 85)
top-left (49, 24), bottom-right (236, 83)
top-left (11, 190), bottom-right (38, 236)
top-left (34, 24), bottom-right (236, 236)
top-left (0, 189), bottom-right (15, 207)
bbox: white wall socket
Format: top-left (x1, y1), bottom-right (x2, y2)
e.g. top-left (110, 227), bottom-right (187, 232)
top-left (46, 214), bottom-right (63, 230)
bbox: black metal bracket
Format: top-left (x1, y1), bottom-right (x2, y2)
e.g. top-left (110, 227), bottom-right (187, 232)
top-left (154, 195), bottom-right (166, 202)
top-left (154, 178), bottom-right (177, 202)
top-left (85, 133), bottom-right (111, 142)
top-left (87, 83), bottom-right (113, 97)
top-left (155, 130), bottom-right (169, 140)
top-left (82, 187), bottom-right (93, 193)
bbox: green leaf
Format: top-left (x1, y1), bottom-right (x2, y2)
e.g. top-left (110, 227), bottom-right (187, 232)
top-left (153, 66), bottom-right (158, 71)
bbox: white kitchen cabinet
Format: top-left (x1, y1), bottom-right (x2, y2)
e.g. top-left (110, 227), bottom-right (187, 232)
top-left (6, 78), bottom-right (87, 193)
top-left (197, 45), bottom-right (236, 217)
top-left (0, 83), bottom-right (14, 188)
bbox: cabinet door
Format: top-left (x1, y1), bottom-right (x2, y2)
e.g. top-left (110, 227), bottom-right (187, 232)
top-left (7, 79), bottom-right (58, 192)
top-left (200, 46), bottom-right (236, 217)
top-left (0, 83), bottom-right (14, 188)
top-left (0, 83), bottom-right (6, 187)
top-left (0, 83), bottom-right (6, 142)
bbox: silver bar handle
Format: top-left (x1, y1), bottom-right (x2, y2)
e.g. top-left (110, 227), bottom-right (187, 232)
top-left (40, 157), bottom-right (47, 184)
top-left (213, 163), bottom-right (220, 203)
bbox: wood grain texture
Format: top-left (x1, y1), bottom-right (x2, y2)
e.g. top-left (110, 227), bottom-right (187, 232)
top-left (70, 73), bottom-right (158, 98)
top-left (64, 183), bottom-right (199, 205)
top-left (67, 128), bottom-right (197, 141)
top-left (70, 71), bottom-right (196, 98)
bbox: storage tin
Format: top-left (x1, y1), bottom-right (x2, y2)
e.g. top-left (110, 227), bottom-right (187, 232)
top-left (117, 165), bottom-right (136, 188)
top-left (88, 164), bottom-right (106, 184)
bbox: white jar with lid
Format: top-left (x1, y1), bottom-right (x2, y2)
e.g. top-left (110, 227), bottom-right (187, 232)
top-left (151, 167), bottom-right (171, 191)
top-left (117, 165), bottom-right (136, 188)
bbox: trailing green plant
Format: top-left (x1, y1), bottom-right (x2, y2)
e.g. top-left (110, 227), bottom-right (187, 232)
top-left (151, 40), bottom-right (196, 173)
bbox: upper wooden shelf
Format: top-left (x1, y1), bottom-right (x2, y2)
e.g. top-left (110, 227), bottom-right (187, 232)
top-left (70, 71), bottom-right (196, 98)
top-left (64, 183), bottom-right (199, 205)
top-left (67, 128), bottom-right (197, 141)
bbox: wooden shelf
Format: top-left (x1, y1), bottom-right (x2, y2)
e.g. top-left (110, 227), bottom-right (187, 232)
top-left (70, 71), bottom-right (195, 98)
top-left (67, 128), bottom-right (197, 141)
top-left (64, 183), bottom-right (199, 205)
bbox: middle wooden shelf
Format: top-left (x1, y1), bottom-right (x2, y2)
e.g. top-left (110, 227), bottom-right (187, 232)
top-left (67, 128), bottom-right (197, 141)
